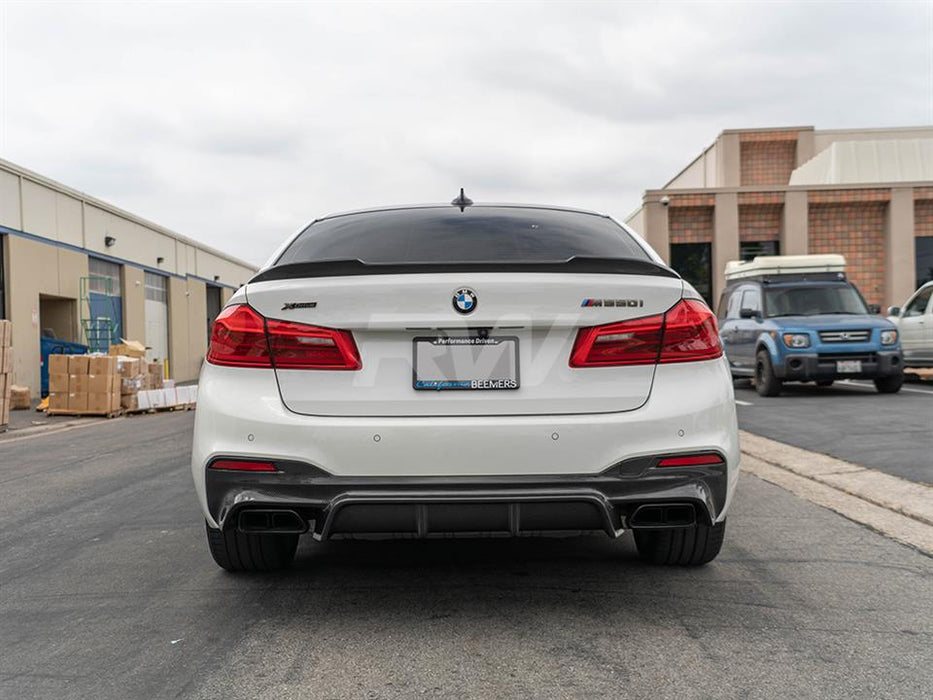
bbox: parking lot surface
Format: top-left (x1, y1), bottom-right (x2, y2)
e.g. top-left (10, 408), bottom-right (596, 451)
top-left (736, 379), bottom-right (933, 484)
top-left (1, 412), bottom-right (931, 699)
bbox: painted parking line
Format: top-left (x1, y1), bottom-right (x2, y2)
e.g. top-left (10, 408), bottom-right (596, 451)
top-left (836, 379), bottom-right (933, 395)
top-left (735, 399), bottom-right (754, 406)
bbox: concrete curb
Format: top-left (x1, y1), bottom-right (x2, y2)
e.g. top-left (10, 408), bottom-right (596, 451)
top-left (740, 430), bottom-right (933, 555)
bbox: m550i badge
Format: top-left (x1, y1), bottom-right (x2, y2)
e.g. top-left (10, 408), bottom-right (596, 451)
top-left (581, 298), bottom-right (644, 308)
top-left (281, 301), bottom-right (318, 310)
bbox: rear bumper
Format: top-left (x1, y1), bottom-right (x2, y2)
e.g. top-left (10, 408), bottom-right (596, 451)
top-left (192, 359), bottom-right (740, 529)
top-left (776, 350), bottom-right (903, 380)
top-left (205, 455), bottom-right (728, 539)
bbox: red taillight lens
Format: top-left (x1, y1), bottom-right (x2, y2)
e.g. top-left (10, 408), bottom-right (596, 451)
top-left (209, 459), bottom-right (277, 472)
top-left (207, 304), bottom-right (361, 370)
top-left (266, 318), bottom-right (361, 370)
top-left (657, 453), bottom-right (725, 467)
top-left (569, 298), bottom-right (722, 368)
top-left (658, 298), bottom-right (722, 364)
top-left (569, 315), bottom-right (664, 367)
top-left (207, 305), bottom-right (272, 367)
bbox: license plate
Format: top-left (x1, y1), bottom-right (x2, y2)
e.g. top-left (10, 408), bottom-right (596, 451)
top-left (836, 360), bottom-right (862, 374)
top-left (413, 336), bottom-right (519, 390)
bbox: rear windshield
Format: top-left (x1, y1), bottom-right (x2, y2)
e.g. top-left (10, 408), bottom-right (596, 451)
top-left (275, 207), bottom-right (650, 265)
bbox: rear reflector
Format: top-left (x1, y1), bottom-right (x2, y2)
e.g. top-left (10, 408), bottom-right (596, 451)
top-left (570, 298), bottom-right (722, 367)
top-left (207, 304), bottom-right (361, 370)
top-left (209, 459), bottom-right (278, 472)
top-left (657, 454), bottom-right (725, 467)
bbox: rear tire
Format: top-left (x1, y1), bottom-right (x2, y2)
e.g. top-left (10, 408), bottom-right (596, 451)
top-left (205, 521), bottom-right (299, 572)
top-left (634, 520), bottom-right (726, 566)
top-left (755, 350), bottom-right (782, 397)
top-left (874, 374), bottom-right (904, 394)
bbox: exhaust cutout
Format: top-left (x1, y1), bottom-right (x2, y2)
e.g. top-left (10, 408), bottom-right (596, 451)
top-left (629, 503), bottom-right (696, 528)
top-left (237, 509), bottom-right (308, 534)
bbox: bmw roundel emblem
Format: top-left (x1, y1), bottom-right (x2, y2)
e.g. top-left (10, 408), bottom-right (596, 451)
top-left (453, 288), bottom-right (477, 314)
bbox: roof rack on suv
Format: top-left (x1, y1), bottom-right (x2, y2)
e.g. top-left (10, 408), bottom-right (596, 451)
top-left (725, 254), bottom-right (846, 284)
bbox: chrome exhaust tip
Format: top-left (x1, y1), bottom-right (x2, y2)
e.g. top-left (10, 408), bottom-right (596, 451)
top-left (237, 509), bottom-right (308, 534)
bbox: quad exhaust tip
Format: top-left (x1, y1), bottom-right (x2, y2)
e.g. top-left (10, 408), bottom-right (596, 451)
top-left (237, 509), bottom-right (308, 534)
top-left (629, 503), bottom-right (696, 528)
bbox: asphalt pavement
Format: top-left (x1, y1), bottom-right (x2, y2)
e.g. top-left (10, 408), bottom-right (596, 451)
top-left (735, 379), bottom-right (933, 484)
top-left (1, 412), bottom-right (931, 699)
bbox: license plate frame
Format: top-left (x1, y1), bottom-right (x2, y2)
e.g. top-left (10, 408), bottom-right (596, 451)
top-left (836, 360), bottom-right (862, 374)
top-left (412, 336), bottom-right (520, 391)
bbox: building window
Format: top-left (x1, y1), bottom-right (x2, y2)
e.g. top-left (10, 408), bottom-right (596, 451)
top-left (88, 257), bottom-right (121, 295)
top-left (144, 272), bottom-right (168, 302)
top-left (917, 237), bottom-right (933, 288)
top-left (739, 240), bottom-right (780, 261)
top-left (670, 243), bottom-right (712, 304)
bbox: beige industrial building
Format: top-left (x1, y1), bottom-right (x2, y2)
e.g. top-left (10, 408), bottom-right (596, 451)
top-left (626, 126), bottom-right (933, 309)
top-left (0, 158), bottom-right (257, 394)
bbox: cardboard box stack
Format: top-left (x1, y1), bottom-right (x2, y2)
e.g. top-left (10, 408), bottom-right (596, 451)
top-left (0, 320), bottom-right (11, 429)
top-left (106, 342), bottom-right (172, 412)
top-left (48, 354), bottom-right (121, 415)
top-left (117, 356), bottom-right (145, 411)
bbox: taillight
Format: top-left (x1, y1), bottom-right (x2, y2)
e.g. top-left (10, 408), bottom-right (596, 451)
top-left (266, 318), bottom-right (361, 370)
top-left (658, 298), bottom-right (722, 363)
top-left (569, 315), bottom-right (664, 367)
top-left (207, 305), bottom-right (271, 367)
top-left (209, 459), bottom-right (277, 472)
top-left (570, 298), bottom-right (722, 368)
top-left (207, 304), bottom-right (361, 370)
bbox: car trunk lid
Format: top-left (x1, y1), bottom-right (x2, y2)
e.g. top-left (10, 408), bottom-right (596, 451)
top-left (245, 272), bottom-right (683, 417)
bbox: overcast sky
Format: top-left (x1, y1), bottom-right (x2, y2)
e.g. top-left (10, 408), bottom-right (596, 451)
top-left (1, 1), bottom-right (931, 266)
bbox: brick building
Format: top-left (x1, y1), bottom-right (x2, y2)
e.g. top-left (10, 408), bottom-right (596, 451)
top-left (625, 126), bottom-right (933, 309)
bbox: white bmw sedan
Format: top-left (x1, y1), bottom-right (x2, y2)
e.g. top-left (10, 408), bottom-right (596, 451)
top-left (192, 201), bottom-right (739, 571)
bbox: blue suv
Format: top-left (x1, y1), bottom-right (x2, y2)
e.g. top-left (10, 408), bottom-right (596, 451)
top-left (717, 267), bottom-right (904, 397)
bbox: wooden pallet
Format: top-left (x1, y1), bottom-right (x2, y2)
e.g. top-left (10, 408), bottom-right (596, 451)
top-left (47, 408), bottom-right (123, 419)
top-left (124, 404), bottom-right (196, 416)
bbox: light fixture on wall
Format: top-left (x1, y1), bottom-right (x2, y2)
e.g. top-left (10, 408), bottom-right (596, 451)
top-left (156, 256), bottom-right (164, 265)
top-left (213, 275), bottom-right (220, 282)
top-left (104, 235), bottom-right (116, 247)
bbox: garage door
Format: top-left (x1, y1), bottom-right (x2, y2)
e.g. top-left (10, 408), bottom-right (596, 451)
top-left (144, 272), bottom-right (169, 365)
top-left (87, 257), bottom-right (123, 351)
top-left (206, 284), bottom-right (222, 343)
top-left (0, 234), bottom-right (6, 320)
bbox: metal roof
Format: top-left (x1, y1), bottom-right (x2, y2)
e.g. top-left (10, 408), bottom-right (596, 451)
top-left (789, 138), bottom-right (933, 186)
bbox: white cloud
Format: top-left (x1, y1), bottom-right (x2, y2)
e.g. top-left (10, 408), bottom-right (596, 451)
top-left (1, 0), bottom-right (929, 265)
